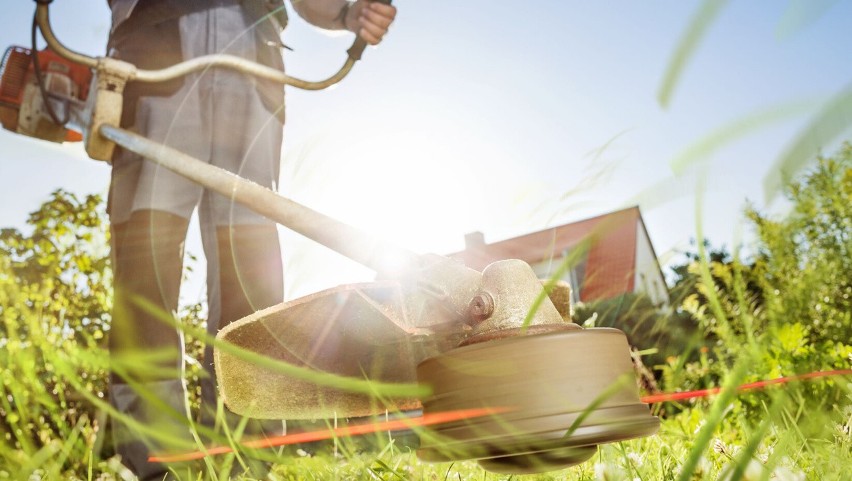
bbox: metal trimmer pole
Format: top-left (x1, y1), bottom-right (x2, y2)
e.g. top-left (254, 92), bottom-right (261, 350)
top-left (100, 125), bottom-right (421, 274)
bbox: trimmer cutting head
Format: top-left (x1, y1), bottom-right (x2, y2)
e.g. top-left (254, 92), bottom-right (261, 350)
top-left (216, 257), bottom-right (659, 473)
top-left (417, 328), bottom-right (659, 474)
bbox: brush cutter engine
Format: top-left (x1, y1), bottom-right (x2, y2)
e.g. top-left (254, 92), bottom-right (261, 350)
top-left (0, 46), bottom-right (91, 143)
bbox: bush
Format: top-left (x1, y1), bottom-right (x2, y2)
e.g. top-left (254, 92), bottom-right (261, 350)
top-left (660, 144), bottom-right (852, 415)
top-left (0, 190), bottom-right (207, 478)
top-left (0, 191), bottom-right (112, 476)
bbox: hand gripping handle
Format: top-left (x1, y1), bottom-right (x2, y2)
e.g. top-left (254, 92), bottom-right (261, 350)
top-left (346, 0), bottom-right (393, 61)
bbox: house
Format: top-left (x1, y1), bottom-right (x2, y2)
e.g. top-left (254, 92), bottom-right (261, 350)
top-left (449, 206), bottom-right (669, 306)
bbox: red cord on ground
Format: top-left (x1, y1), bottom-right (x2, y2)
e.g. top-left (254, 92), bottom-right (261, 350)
top-left (640, 369), bottom-right (852, 404)
top-left (149, 369), bottom-right (851, 463)
top-left (149, 407), bottom-right (509, 463)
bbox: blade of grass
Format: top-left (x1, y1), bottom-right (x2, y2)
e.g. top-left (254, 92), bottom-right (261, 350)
top-left (564, 373), bottom-right (634, 439)
top-left (44, 416), bottom-right (85, 480)
top-left (658, 0), bottom-right (730, 108)
top-left (618, 441), bottom-right (643, 481)
top-left (763, 83), bottom-right (852, 202)
top-left (694, 177), bottom-right (734, 344)
top-left (728, 393), bottom-right (784, 481)
top-left (520, 228), bottom-right (597, 331)
top-left (776, 0), bottom-right (841, 39)
top-left (676, 357), bottom-right (749, 481)
top-left (670, 99), bottom-right (816, 176)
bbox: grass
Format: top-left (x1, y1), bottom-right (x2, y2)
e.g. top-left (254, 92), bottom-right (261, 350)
top-left (1, 244), bottom-right (849, 480)
top-left (1, 158), bottom-right (850, 480)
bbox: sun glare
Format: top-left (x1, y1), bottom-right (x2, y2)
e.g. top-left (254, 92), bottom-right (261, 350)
top-left (289, 131), bottom-right (486, 255)
top-left (279, 127), bottom-right (492, 296)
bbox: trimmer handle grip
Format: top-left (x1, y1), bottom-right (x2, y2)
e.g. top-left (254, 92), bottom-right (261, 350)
top-left (346, 0), bottom-right (393, 61)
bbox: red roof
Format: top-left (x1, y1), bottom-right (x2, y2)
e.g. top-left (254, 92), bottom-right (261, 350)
top-left (450, 207), bottom-right (641, 302)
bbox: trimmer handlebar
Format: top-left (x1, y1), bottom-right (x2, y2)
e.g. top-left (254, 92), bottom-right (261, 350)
top-left (35, 1), bottom-right (386, 91)
top-left (346, 0), bottom-right (394, 61)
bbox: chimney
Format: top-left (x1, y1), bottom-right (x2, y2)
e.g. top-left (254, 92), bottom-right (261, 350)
top-left (464, 231), bottom-right (486, 249)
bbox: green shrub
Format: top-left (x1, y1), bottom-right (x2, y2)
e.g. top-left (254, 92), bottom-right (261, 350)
top-left (0, 190), bottom-right (207, 478)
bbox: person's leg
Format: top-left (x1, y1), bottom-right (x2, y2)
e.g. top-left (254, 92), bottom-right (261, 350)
top-left (216, 225), bottom-right (285, 327)
top-left (197, 196), bottom-right (284, 477)
top-left (197, 3), bottom-right (286, 418)
top-left (199, 203), bottom-right (285, 417)
top-left (190, 9), bottom-right (287, 475)
top-left (107, 12), bottom-right (208, 476)
top-left (109, 209), bottom-right (193, 480)
top-left (110, 209), bottom-right (188, 378)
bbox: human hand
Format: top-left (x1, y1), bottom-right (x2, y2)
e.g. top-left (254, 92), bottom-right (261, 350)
top-left (346, 0), bottom-right (397, 45)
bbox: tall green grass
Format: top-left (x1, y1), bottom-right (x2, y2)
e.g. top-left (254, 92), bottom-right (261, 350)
top-left (2, 148), bottom-right (850, 480)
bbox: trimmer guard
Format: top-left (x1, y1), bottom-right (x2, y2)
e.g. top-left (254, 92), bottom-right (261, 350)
top-left (215, 281), bottom-right (462, 419)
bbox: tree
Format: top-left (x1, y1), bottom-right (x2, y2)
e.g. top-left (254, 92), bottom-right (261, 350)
top-left (0, 190), bottom-right (206, 477)
top-left (0, 190), bottom-right (111, 347)
top-left (747, 143), bottom-right (852, 348)
top-left (670, 143), bottom-right (852, 397)
top-left (0, 190), bottom-right (112, 475)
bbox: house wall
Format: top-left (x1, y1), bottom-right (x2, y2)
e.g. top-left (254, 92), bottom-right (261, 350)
top-left (633, 222), bottom-right (670, 306)
top-left (455, 208), bottom-right (669, 306)
top-left (580, 216), bottom-right (637, 302)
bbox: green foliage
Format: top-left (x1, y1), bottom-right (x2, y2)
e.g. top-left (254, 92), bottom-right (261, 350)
top-left (573, 292), bottom-right (702, 374)
top-left (749, 143), bottom-right (852, 349)
top-left (676, 145), bottom-right (850, 380)
top-left (654, 146), bottom-right (851, 403)
top-left (650, 145), bottom-right (852, 481)
top-left (0, 190), bottom-right (209, 479)
top-left (0, 190), bottom-right (113, 477)
top-left (0, 190), bottom-right (110, 347)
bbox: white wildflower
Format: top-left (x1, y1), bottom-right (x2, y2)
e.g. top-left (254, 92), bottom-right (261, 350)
top-left (836, 419), bottom-right (851, 439)
top-left (106, 456), bottom-right (135, 481)
top-left (712, 438), bottom-right (729, 456)
top-left (594, 463), bottom-right (607, 480)
top-left (718, 459), bottom-right (765, 481)
top-left (771, 465), bottom-right (805, 481)
top-left (627, 451), bottom-right (643, 467)
top-left (594, 462), bottom-right (626, 480)
top-left (677, 456), bottom-right (711, 480)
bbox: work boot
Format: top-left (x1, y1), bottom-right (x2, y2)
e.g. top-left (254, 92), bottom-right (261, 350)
top-left (110, 380), bottom-right (196, 481)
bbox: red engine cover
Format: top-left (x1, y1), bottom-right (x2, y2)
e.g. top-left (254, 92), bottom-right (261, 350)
top-left (0, 46), bottom-right (32, 131)
top-left (0, 45), bottom-right (93, 138)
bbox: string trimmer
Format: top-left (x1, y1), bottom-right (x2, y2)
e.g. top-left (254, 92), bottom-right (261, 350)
top-left (0, 1), bottom-right (658, 473)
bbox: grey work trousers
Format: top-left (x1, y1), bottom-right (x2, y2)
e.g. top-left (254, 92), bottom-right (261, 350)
top-left (107, 4), bottom-right (286, 477)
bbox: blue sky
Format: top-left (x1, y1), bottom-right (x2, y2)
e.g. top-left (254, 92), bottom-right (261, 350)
top-left (1, 1), bottom-right (851, 299)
